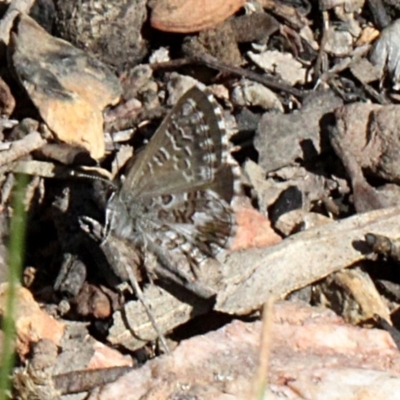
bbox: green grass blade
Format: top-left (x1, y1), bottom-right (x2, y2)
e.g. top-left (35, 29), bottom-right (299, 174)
top-left (0, 174), bottom-right (28, 400)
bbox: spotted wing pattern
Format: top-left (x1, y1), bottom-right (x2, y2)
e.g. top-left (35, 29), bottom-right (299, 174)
top-left (106, 87), bottom-right (240, 290)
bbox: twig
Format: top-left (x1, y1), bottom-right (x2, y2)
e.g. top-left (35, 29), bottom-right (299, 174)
top-left (313, 10), bottom-right (329, 82)
top-left (0, 131), bottom-right (46, 168)
top-left (151, 54), bottom-right (307, 99)
top-left (252, 298), bottom-right (275, 400)
top-left (53, 366), bottom-right (132, 395)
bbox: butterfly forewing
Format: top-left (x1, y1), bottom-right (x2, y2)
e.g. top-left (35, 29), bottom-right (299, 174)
top-left (120, 87), bottom-right (226, 198)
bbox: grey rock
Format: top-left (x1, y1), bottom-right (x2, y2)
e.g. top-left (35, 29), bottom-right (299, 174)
top-left (255, 90), bottom-right (343, 172)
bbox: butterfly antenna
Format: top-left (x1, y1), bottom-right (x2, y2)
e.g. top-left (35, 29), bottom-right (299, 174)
top-left (69, 170), bottom-right (118, 191)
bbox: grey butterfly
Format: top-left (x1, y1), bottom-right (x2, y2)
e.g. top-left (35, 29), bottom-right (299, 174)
top-left (105, 87), bottom-right (239, 296)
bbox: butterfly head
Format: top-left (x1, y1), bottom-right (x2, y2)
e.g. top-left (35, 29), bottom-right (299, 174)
top-left (104, 190), bottom-right (135, 243)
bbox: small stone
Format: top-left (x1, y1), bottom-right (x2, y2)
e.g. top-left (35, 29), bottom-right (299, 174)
top-left (54, 0), bottom-right (148, 71)
top-left (255, 90), bottom-right (343, 172)
top-left (275, 209), bottom-right (331, 236)
top-left (231, 80), bottom-right (283, 111)
top-left (149, 47), bottom-right (171, 64)
top-left (232, 206), bottom-right (282, 251)
top-left (324, 27), bottom-right (353, 57)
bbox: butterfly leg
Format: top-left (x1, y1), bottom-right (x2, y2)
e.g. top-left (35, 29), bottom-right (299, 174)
top-left (145, 240), bottom-right (217, 299)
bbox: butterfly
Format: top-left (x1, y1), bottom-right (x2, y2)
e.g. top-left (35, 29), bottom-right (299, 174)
top-left (104, 87), bottom-right (240, 297)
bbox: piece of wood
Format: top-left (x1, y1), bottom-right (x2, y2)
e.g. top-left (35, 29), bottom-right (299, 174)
top-left (216, 207), bottom-right (400, 314)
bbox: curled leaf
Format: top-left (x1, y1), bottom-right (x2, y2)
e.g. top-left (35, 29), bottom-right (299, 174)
top-left (150, 0), bottom-right (246, 33)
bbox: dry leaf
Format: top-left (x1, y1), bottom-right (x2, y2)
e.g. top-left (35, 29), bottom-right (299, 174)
top-left (9, 14), bottom-right (122, 159)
